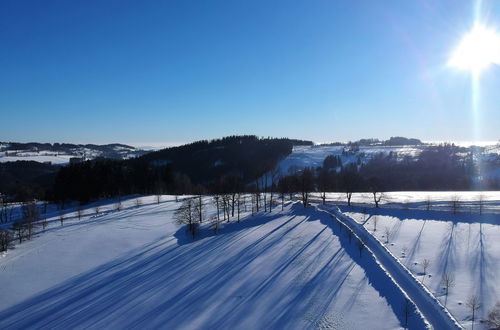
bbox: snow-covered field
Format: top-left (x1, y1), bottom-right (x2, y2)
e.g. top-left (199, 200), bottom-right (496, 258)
top-left (0, 196), bottom-right (426, 329)
top-left (316, 192), bottom-right (500, 330)
top-left (277, 145), bottom-right (426, 174)
top-left (277, 145), bottom-right (500, 180)
top-left (0, 153), bottom-right (73, 165)
top-left (0, 145), bottom-right (145, 165)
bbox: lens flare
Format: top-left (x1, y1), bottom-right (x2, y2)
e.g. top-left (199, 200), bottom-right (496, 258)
top-left (448, 24), bottom-right (500, 73)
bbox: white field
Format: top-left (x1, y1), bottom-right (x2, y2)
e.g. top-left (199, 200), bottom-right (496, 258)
top-left (315, 191), bottom-right (500, 330)
top-left (0, 196), bottom-right (426, 329)
top-left (277, 145), bottom-right (425, 175)
top-left (278, 145), bottom-right (500, 180)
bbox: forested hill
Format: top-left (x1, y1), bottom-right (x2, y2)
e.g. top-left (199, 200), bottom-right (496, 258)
top-left (140, 135), bottom-right (313, 184)
top-left (48, 136), bottom-right (312, 204)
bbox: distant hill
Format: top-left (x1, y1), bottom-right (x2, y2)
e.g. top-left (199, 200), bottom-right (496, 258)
top-left (0, 142), bottom-right (147, 164)
top-left (140, 135), bottom-right (313, 184)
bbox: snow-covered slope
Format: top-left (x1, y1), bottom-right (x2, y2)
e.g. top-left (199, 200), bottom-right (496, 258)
top-left (277, 144), bottom-right (500, 178)
top-left (277, 145), bottom-right (425, 174)
top-left (322, 192), bottom-right (500, 330)
top-left (0, 143), bottom-right (147, 165)
top-left (0, 196), bottom-right (426, 329)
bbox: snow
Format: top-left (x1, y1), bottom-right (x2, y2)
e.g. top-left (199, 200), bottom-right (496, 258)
top-left (316, 191), bottom-right (500, 330)
top-left (319, 206), bottom-right (460, 329)
top-left (0, 154), bottom-right (73, 165)
top-left (0, 196), bottom-right (423, 329)
top-left (277, 145), bottom-right (424, 174)
top-left (277, 145), bottom-right (500, 183)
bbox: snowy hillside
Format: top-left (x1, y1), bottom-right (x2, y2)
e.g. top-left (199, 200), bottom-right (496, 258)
top-left (277, 145), bottom-right (425, 174)
top-left (0, 142), bottom-right (147, 165)
top-left (0, 196), bottom-right (428, 329)
top-left (277, 144), bottom-right (500, 179)
top-left (313, 192), bottom-right (500, 330)
top-left (1, 192), bottom-right (499, 329)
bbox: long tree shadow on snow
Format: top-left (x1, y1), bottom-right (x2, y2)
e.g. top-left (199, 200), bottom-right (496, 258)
top-left (0, 204), bottom-right (309, 329)
top-left (0, 203), bottom-right (427, 329)
top-left (284, 206), bottom-right (428, 330)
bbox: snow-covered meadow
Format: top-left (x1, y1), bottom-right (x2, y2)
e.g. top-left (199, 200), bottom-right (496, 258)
top-left (317, 191), bottom-right (500, 330)
top-left (0, 196), bottom-right (426, 329)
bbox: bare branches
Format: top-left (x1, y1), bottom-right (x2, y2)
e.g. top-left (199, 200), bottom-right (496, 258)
top-left (485, 302), bottom-right (500, 329)
top-left (174, 199), bottom-right (198, 238)
top-left (466, 295), bottom-right (481, 330)
top-left (422, 259), bottom-right (430, 275)
top-left (442, 273), bottom-right (455, 306)
top-left (450, 195), bottom-right (460, 214)
top-left (384, 226), bottom-right (391, 244)
top-left (0, 229), bottom-right (13, 252)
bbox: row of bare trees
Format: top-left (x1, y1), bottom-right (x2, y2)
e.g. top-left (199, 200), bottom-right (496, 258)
top-left (1, 201), bottom-right (41, 251)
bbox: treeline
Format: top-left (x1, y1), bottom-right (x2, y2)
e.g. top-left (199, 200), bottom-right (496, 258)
top-left (1, 142), bottom-right (135, 152)
top-left (140, 135), bottom-right (312, 183)
top-left (276, 144), bottom-right (495, 208)
top-left (320, 136), bottom-right (423, 147)
top-left (50, 136), bottom-right (313, 205)
top-left (0, 161), bottom-right (58, 201)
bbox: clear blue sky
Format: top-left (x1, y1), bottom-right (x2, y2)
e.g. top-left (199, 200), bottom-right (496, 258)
top-left (1, 0), bottom-right (499, 145)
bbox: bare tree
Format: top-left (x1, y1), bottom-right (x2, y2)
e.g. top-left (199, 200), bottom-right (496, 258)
top-left (220, 194), bottom-right (231, 222)
top-left (135, 198), bottom-right (142, 208)
top-left (384, 226), bottom-right (391, 244)
top-left (317, 167), bottom-right (334, 205)
top-left (442, 273), bottom-right (455, 306)
top-left (372, 216), bottom-right (378, 232)
top-left (209, 215), bottom-right (220, 234)
top-left (24, 218), bottom-right (35, 240)
top-left (300, 167), bottom-right (315, 207)
top-left (236, 193), bottom-right (241, 222)
top-left (425, 196), bottom-right (432, 211)
top-left (339, 165), bottom-right (361, 207)
top-left (253, 180), bottom-right (261, 213)
top-left (485, 302), bottom-right (500, 329)
top-left (477, 193), bottom-right (485, 215)
top-left (174, 199), bottom-right (198, 238)
top-left (41, 216), bottom-right (48, 230)
top-left (450, 195), bottom-right (460, 214)
top-left (0, 229), bottom-right (13, 252)
top-left (213, 195), bottom-right (221, 222)
top-left (12, 221), bottom-right (26, 243)
top-left (466, 295), bottom-right (481, 330)
top-left (76, 206), bottom-right (83, 220)
top-left (59, 211), bottom-right (65, 226)
top-left (193, 195), bottom-right (204, 224)
top-left (421, 259), bottom-right (431, 283)
top-left (368, 177), bottom-right (384, 208)
top-left (0, 200), bottom-right (10, 224)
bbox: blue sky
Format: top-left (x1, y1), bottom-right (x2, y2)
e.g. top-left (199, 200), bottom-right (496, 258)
top-left (1, 0), bottom-right (499, 146)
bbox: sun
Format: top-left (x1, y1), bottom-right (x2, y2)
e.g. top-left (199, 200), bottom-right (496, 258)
top-left (448, 24), bottom-right (500, 73)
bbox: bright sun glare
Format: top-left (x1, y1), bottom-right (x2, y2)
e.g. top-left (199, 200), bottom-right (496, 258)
top-left (448, 24), bottom-right (500, 73)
